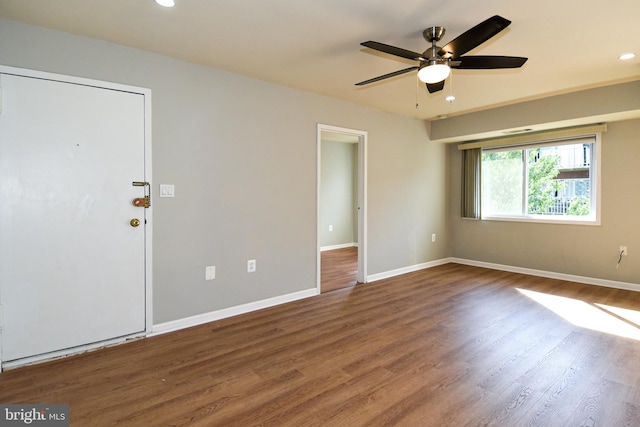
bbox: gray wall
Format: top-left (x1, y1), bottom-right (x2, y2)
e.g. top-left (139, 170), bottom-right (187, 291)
top-left (320, 140), bottom-right (357, 248)
top-left (0, 19), bottom-right (449, 324)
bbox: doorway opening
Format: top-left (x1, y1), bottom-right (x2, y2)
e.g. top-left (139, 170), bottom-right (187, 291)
top-left (317, 124), bottom-right (367, 293)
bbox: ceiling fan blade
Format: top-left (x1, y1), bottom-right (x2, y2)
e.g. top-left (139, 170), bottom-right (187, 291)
top-left (355, 66), bottom-right (419, 86)
top-left (361, 41), bottom-right (424, 61)
top-left (438, 15), bottom-right (511, 58)
top-left (426, 81), bottom-right (445, 93)
top-left (452, 55), bottom-right (528, 69)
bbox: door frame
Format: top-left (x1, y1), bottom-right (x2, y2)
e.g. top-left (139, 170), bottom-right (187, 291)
top-left (317, 123), bottom-right (367, 290)
top-left (0, 65), bottom-right (153, 369)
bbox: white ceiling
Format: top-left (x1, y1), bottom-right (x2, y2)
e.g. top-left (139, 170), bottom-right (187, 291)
top-left (1, 0), bottom-right (638, 121)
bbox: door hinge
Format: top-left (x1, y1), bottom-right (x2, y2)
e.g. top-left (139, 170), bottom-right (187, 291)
top-left (0, 304), bottom-right (4, 329)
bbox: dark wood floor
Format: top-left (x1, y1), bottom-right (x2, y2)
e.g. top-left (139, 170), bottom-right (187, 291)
top-left (3, 263), bottom-right (640, 426)
top-left (321, 246), bottom-right (358, 293)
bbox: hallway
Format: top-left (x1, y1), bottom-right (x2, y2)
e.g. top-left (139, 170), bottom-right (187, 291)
top-left (320, 247), bottom-right (358, 293)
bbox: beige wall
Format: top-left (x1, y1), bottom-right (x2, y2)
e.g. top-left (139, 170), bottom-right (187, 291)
top-left (431, 81), bottom-right (640, 143)
top-left (448, 118), bottom-right (640, 283)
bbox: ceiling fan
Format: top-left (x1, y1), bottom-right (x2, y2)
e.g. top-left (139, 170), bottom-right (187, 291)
top-left (356, 15), bottom-right (527, 93)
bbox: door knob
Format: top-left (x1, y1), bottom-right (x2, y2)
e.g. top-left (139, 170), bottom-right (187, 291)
top-left (130, 218), bottom-right (141, 227)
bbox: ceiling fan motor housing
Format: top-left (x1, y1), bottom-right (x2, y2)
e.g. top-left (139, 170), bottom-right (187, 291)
top-left (421, 45), bottom-right (449, 64)
top-left (421, 27), bottom-right (449, 67)
top-left (423, 26), bottom-right (445, 43)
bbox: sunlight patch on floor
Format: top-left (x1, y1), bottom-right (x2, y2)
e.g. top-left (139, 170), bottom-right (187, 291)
top-left (517, 288), bottom-right (640, 340)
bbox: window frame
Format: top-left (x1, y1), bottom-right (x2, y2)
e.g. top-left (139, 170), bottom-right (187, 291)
top-left (479, 133), bottom-right (601, 225)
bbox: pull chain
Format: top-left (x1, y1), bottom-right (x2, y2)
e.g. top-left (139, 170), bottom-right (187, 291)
top-left (415, 74), bottom-right (420, 110)
top-left (446, 72), bottom-right (455, 104)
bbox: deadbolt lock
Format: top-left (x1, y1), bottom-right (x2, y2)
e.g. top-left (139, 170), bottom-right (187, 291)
top-left (132, 181), bottom-right (151, 208)
top-left (132, 197), bottom-right (150, 208)
top-left (130, 218), bottom-right (141, 227)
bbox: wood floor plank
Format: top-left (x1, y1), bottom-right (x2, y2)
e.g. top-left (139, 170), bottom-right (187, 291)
top-left (321, 246), bottom-right (358, 292)
top-left (2, 263), bottom-right (640, 426)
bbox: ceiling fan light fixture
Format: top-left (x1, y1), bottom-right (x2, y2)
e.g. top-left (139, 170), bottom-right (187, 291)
top-left (418, 62), bottom-right (451, 84)
top-left (356, 16), bottom-right (526, 92)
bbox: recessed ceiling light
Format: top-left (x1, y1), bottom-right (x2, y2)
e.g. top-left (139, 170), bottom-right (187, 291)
top-left (155, 0), bottom-right (175, 7)
top-left (619, 53), bottom-right (635, 60)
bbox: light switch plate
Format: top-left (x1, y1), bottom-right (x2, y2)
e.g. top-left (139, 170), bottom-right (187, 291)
top-left (159, 184), bottom-right (175, 198)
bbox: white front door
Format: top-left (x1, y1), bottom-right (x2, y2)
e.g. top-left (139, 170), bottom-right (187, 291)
top-left (0, 71), bottom-right (149, 363)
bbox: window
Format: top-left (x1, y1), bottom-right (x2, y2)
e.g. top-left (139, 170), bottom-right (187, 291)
top-left (480, 135), bottom-right (599, 223)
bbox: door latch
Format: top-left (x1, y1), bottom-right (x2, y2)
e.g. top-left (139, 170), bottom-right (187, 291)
top-left (132, 181), bottom-right (151, 208)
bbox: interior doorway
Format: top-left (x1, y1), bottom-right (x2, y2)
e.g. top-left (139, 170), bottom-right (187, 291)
top-left (317, 124), bottom-right (367, 293)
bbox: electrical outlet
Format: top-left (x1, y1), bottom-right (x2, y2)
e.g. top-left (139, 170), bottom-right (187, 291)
top-left (432, 233), bottom-right (436, 242)
top-left (247, 259), bottom-right (256, 273)
top-left (620, 246), bottom-right (628, 256)
top-left (329, 225), bottom-right (333, 232)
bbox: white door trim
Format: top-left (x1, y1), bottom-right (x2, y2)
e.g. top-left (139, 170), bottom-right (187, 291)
top-left (0, 65), bottom-right (152, 369)
top-left (316, 123), bottom-right (368, 290)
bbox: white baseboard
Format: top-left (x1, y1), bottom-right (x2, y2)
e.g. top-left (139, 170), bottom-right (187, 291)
top-left (366, 258), bottom-right (451, 282)
top-left (320, 243), bottom-right (357, 252)
top-left (450, 257), bottom-right (640, 292)
top-left (150, 288), bottom-right (319, 336)
top-left (365, 256), bottom-right (640, 293)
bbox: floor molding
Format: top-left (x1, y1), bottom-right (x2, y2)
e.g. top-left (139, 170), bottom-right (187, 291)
top-left (367, 256), bottom-right (640, 292)
top-left (366, 258), bottom-right (450, 282)
top-left (451, 257), bottom-right (640, 292)
top-left (150, 288), bottom-right (318, 336)
top-left (320, 243), bottom-right (357, 252)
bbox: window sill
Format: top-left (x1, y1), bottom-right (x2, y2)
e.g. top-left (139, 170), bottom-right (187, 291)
top-left (481, 215), bottom-right (600, 226)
